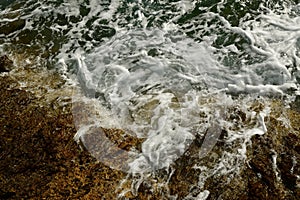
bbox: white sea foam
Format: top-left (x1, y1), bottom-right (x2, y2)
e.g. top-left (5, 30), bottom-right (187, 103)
top-left (59, 1), bottom-right (299, 196)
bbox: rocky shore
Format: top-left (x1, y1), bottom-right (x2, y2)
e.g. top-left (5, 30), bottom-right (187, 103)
top-left (0, 55), bottom-right (299, 199)
top-left (0, 56), bottom-right (126, 199)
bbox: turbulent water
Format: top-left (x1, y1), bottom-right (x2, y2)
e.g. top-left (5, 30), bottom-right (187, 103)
top-left (1, 0), bottom-right (300, 199)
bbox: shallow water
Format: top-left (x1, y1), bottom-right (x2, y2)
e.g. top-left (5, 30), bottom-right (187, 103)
top-left (1, 0), bottom-right (300, 199)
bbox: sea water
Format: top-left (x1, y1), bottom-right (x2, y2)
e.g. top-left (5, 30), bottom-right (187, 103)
top-left (1, 0), bottom-right (299, 199)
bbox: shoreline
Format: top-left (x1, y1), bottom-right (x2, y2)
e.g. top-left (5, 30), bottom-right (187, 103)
top-left (0, 55), bottom-right (299, 199)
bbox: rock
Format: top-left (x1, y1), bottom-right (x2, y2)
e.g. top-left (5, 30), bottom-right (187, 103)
top-left (0, 55), bottom-right (13, 73)
top-left (291, 95), bottom-right (300, 112)
top-left (193, 101), bottom-right (300, 200)
top-left (0, 19), bottom-right (26, 36)
top-left (0, 75), bottom-right (126, 199)
top-left (0, 63), bottom-right (299, 199)
top-left (130, 100), bottom-right (300, 200)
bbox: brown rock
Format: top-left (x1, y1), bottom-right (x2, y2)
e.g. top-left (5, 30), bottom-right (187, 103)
top-left (0, 66), bottom-right (299, 200)
top-left (0, 19), bottom-right (25, 36)
top-left (0, 75), bottom-right (126, 199)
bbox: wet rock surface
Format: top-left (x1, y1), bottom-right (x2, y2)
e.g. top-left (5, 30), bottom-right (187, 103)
top-left (0, 19), bottom-right (25, 36)
top-left (0, 55), bottom-right (13, 72)
top-left (0, 58), bottom-right (299, 199)
top-left (165, 101), bottom-right (300, 200)
top-left (0, 75), bottom-right (126, 199)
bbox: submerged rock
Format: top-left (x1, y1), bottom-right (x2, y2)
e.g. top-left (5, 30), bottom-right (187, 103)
top-left (0, 55), bottom-right (13, 73)
top-left (0, 19), bottom-right (26, 36)
top-left (291, 95), bottom-right (300, 113)
top-left (167, 101), bottom-right (300, 200)
top-left (0, 64), bottom-right (299, 199)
